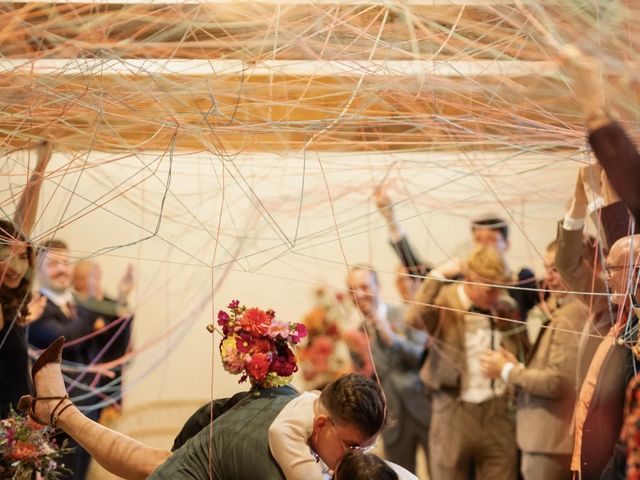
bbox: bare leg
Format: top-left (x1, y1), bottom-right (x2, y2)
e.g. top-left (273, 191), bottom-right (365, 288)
top-left (33, 362), bottom-right (171, 480)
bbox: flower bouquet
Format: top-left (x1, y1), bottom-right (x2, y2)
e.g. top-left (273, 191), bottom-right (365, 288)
top-left (0, 410), bottom-right (72, 480)
top-left (297, 288), bottom-right (355, 389)
top-left (214, 300), bottom-right (307, 388)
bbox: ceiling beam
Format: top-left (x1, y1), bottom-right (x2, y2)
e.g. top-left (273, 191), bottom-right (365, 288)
top-left (0, 58), bottom-right (556, 78)
top-left (1, 0), bottom-right (522, 5)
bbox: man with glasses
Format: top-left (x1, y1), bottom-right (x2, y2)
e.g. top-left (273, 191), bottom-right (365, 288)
top-left (406, 245), bottom-right (529, 480)
top-left (168, 373), bottom-right (393, 479)
top-left (570, 234), bottom-right (640, 480)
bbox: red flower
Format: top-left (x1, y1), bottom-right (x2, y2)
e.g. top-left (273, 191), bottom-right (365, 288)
top-left (235, 333), bottom-right (253, 354)
top-left (239, 308), bottom-right (271, 336)
top-left (252, 338), bottom-right (273, 355)
top-left (246, 352), bottom-right (270, 383)
top-left (26, 417), bottom-right (46, 431)
top-left (272, 346), bottom-right (298, 377)
top-left (325, 324), bottom-right (339, 337)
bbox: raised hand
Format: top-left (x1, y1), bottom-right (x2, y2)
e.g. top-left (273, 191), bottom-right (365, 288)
top-left (117, 264), bottom-right (135, 303)
top-left (374, 183), bottom-right (395, 224)
top-left (558, 44), bottom-right (609, 130)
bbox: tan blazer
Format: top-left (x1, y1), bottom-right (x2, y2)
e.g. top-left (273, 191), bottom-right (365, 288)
top-left (509, 296), bottom-right (586, 455)
top-left (406, 276), bottom-right (529, 393)
top-left (555, 220), bottom-right (613, 387)
top-left (555, 221), bottom-right (608, 313)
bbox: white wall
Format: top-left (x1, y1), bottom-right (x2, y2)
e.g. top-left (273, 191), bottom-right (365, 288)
top-left (3, 147), bottom-right (581, 412)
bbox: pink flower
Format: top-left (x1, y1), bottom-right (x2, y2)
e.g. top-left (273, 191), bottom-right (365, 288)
top-left (268, 321), bottom-right (290, 339)
top-left (291, 323), bottom-right (308, 343)
top-left (217, 310), bottom-right (231, 335)
top-left (220, 336), bottom-right (246, 375)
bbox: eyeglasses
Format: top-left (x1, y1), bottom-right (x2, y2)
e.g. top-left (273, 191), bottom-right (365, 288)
top-left (605, 264), bottom-right (635, 276)
top-left (327, 417), bottom-right (376, 454)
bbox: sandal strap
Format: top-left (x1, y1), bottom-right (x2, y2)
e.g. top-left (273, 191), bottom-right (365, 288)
top-left (49, 395), bottom-right (71, 426)
top-left (51, 398), bottom-right (73, 427)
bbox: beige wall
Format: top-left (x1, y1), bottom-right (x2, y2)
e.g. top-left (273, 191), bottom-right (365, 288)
top-left (4, 148), bottom-right (578, 431)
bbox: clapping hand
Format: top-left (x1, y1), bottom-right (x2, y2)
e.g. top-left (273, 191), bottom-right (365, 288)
top-left (21, 293), bottom-right (47, 326)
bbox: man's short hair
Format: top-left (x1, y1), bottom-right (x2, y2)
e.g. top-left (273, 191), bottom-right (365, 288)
top-left (471, 216), bottom-right (509, 241)
top-left (466, 245), bottom-right (509, 282)
top-left (348, 264), bottom-right (379, 287)
top-left (39, 239), bottom-right (68, 257)
top-left (319, 374), bottom-right (386, 438)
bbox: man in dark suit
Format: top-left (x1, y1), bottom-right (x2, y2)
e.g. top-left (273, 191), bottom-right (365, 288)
top-left (29, 239), bottom-right (133, 480)
top-left (346, 264), bottom-right (430, 475)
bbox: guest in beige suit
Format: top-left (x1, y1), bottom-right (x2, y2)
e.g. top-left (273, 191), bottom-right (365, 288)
top-left (405, 245), bottom-right (529, 480)
top-left (480, 240), bottom-right (586, 480)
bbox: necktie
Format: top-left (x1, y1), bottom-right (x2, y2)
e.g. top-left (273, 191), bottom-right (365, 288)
top-left (63, 301), bottom-right (76, 319)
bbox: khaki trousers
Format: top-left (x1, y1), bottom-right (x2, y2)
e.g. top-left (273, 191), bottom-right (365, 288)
top-left (429, 393), bottom-right (517, 480)
top-left (521, 452), bottom-right (572, 480)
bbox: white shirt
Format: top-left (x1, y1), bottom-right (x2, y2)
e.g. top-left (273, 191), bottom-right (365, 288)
top-left (457, 284), bottom-right (505, 403)
top-left (269, 391), bottom-right (326, 480)
top-left (268, 391), bottom-right (420, 480)
top-left (40, 287), bottom-right (74, 309)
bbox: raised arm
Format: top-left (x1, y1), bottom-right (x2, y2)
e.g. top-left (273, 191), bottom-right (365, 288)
top-left (589, 123), bottom-right (640, 224)
top-left (14, 141), bottom-right (52, 236)
top-left (560, 45), bottom-right (640, 224)
top-left (555, 165), bottom-right (608, 311)
top-left (374, 185), bottom-right (431, 277)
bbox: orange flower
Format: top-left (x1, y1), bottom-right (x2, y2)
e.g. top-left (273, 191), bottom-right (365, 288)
top-left (7, 441), bottom-right (38, 461)
top-left (238, 308), bottom-right (270, 336)
top-left (304, 307), bottom-right (327, 333)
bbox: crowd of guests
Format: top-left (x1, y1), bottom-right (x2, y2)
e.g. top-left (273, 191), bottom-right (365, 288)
top-left (1, 46), bottom-right (640, 480)
top-left (294, 47), bottom-right (640, 480)
top-left (294, 157), bottom-right (638, 480)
